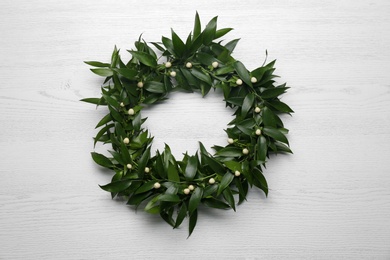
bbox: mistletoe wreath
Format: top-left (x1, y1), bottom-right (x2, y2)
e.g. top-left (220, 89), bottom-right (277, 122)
top-left (82, 13), bottom-right (293, 237)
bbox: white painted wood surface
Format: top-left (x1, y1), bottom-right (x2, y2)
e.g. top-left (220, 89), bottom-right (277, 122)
top-left (1, 0), bottom-right (390, 259)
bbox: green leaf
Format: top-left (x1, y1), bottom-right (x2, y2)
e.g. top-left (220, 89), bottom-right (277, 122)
top-left (268, 100), bottom-right (294, 113)
top-left (204, 155), bottom-right (225, 175)
top-left (241, 92), bottom-right (255, 117)
top-left (91, 152), bottom-right (113, 168)
top-left (222, 187), bottom-right (236, 211)
top-left (215, 65), bottom-right (234, 76)
top-left (225, 39), bottom-right (240, 53)
top-left (193, 12), bottom-right (201, 40)
top-left (257, 135), bottom-right (267, 162)
top-left (261, 87), bottom-right (288, 99)
top-left (262, 106), bottom-right (277, 127)
top-left (184, 155), bottom-right (198, 181)
top-left (102, 94), bottom-right (119, 108)
top-left (116, 68), bottom-right (138, 80)
top-left (190, 67), bottom-right (212, 85)
top-left (94, 123), bottom-right (114, 146)
top-left (252, 167), bottom-right (268, 196)
top-left (203, 183), bottom-right (218, 197)
top-left (158, 194), bottom-right (181, 202)
top-left (84, 61), bottom-right (110, 67)
top-left (236, 118), bottom-right (256, 135)
top-left (162, 36), bottom-right (176, 57)
top-left (171, 29), bottom-right (186, 57)
top-left (135, 180), bottom-right (156, 194)
top-left (188, 209), bottom-right (198, 238)
top-left (90, 68), bottom-right (113, 77)
top-left (144, 81), bottom-right (165, 93)
top-left (215, 147), bottom-right (242, 157)
top-left (127, 191), bottom-right (152, 206)
top-left (263, 126), bottom-right (289, 145)
top-left (215, 28), bottom-right (233, 39)
top-left (275, 142), bottom-right (293, 154)
top-left (224, 161), bottom-right (241, 172)
top-left (174, 203), bottom-right (187, 228)
top-left (188, 187), bottom-right (203, 214)
top-left (137, 147), bottom-right (151, 178)
top-left (203, 197), bottom-right (230, 209)
top-left (80, 98), bottom-right (101, 105)
top-left (99, 179), bottom-right (132, 193)
top-left (196, 52), bottom-right (220, 66)
top-left (234, 61), bottom-right (252, 87)
top-left (202, 16), bottom-right (218, 45)
top-left (217, 172), bottom-right (234, 195)
top-left (168, 163), bottom-right (180, 182)
top-left (128, 50), bottom-right (157, 68)
top-left (95, 113), bottom-right (111, 128)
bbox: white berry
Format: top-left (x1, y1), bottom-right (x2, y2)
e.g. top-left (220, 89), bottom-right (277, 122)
top-left (235, 171), bottom-right (241, 177)
top-left (188, 185), bottom-right (195, 191)
top-left (242, 148), bottom-right (249, 155)
top-left (251, 77), bottom-right (257, 83)
top-left (255, 107), bottom-right (261, 113)
top-left (123, 138), bottom-right (130, 144)
top-left (120, 102), bottom-right (125, 107)
top-left (209, 178), bottom-right (216, 184)
top-left (165, 61), bottom-right (172, 68)
top-left (184, 188), bottom-right (190, 195)
top-left (137, 82), bottom-right (143, 88)
top-left (186, 62), bottom-right (192, 68)
top-left (154, 182), bottom-right (161, 189)
top-left (144, 167), bottom-right (150, 173)
top-left (212, 61), bottom-right (219, 68)
top-left (256, 129), bottom-right (262, 136)
top-left (236, 79), bottom-right (243, 85)
top-left (126, 164), bottom-right (132, 169)
top-left (227, 138), bottom-right (234, 144)
top-left (128, 108), bottom-right (135, 115)
top-left (170, 71), bottom-right (176, 77)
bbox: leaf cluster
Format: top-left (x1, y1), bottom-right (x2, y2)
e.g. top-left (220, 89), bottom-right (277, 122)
top-left (82, 12), bottom-right (293, 237)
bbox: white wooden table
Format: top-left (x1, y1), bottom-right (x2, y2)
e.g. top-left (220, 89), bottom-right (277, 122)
top-left (1, 0), bottom-right (390, 259)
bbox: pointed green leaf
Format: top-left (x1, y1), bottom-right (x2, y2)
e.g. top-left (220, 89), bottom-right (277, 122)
top-left (116, 68), bottom-right (138, 80)
top-left (217, 172), bottom-right (234, 195)
top-left (189, 187), bottom-right (203, 214)
top-left (188, 209), bottom-right (198, 238)
top-left (252, 168), bottom-right (268, 196)
top-left (137, 147), bottom-right (151, 178)
top-left (203, 197), bottom-right (230, 209)
top-left (84, 61), bottom-right (110, 67)
top-left (234, 61), bottom-right (252, 87)
top-left (99, 179), bottom-right (132, 193)
top-left (174, 203), bottom-right (188, 228)
top-left (193, 12), bottom-right (201, 40)
top-left (168, 163), bottom-right (180, 182)
top-left (224, 161), bottom-right (241, 172)
top-left (158, 194), bottom-right (181, 202)
top-left (262, 106), bottom-right (277, 127)
top-left (215, 147), bottom-right (242, 157)
top-left (190, 67), bottom-right (212, 85)
top-left (261, 87), bottom-right (288, 99)
top-left (135, 180), bottom-right (156, 194)
top-left (184, 155), bottom-right (198, 181)
top-left (171, 29), bottom-right (186, 57)
top-left (257, 135), bottom-right (267, 162)
top-left (80, 98), bottom-right (101, 105)
top-left (241, 92), bottom-right (255, 117)
top-left (91, 152), bottom-right (113, 168)
top-left (215, 28), bottom-right (233, 39)
top-left (128, 50), bottom-right (157, 68)
top-left (268, 100), bottom-right (294, 113)
top-left (202, 16), bottom-right (218, 45)
top-left (222, 187), bottom-right (235, 211)
top-left (144, 81), bottom-right (165, 93)
top-left (263, 126), bottom-right (289, 145)
top-left (90, 68), bottom-right (113, 77)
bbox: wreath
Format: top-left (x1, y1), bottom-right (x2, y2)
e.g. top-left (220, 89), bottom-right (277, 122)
top-left (82, 12), bottom-right (293, 237)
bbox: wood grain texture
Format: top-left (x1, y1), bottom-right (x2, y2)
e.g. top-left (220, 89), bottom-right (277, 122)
top-left (1, 0), bottom-right (390, 259)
